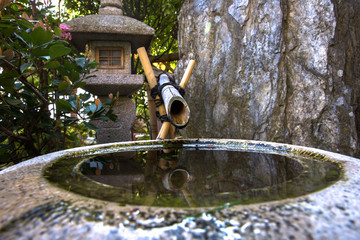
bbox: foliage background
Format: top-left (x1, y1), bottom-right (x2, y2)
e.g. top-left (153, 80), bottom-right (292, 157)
top-left (0, 0), bottom-right (117, 166)
top-left (0, 0), bottom-right (183, 167)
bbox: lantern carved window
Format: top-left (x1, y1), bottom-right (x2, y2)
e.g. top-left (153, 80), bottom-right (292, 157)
top-left (96, 47), bottom-right (124, 69)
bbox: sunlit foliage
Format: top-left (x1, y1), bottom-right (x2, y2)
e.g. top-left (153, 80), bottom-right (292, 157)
top-left (0, 0), bottom-right (117, 166)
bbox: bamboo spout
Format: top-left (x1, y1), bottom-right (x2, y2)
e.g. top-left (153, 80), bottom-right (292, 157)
top-left (137, 47), bottom-right (195, 140)
top-left (159, 74), bottom-right (190, 128)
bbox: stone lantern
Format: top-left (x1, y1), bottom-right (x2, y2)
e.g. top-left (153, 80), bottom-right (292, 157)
top-left (64, 0), bottom-right (154, 143)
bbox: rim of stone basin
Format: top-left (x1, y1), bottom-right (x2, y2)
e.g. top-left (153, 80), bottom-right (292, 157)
top-left (1, 138), bottom-right (360, 239)
top-left (0, 138), bottom-right (348, 200)
top-left (0, 138), bottom-right (350, 200)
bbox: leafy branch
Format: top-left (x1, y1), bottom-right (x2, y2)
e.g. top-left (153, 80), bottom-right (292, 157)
top-left (0, 0), bottom-right (117, 165)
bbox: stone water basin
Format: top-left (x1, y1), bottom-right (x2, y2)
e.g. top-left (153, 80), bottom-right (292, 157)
top-left (0, 139), bottom-right (359, 239)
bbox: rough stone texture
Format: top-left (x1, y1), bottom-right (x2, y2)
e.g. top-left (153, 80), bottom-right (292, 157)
top-left (98, 7), bottom-right (123, 15)
top-left (0, 139), bottom-right (359, 239)
top-left (93, 96), bottom-right (136, 143)
top-left (176, 0), bottom-right (360, 157)
top-left (64, 15), bottom-right (154, 52)
top-left (99, 0), bottom-right (123, 15)
top-left (81, 73), bottom-right (143, 143)
top-left (82, 74), bottom-right (143, 96)
top-left (101, 0), bottom-right (122, 8)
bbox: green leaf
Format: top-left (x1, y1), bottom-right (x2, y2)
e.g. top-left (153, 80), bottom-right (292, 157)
top-left (20, 62), bottom-right (33, 72)
top-left (44, 61), bottom-right (60, 69)
top-left (57, 65), bottom-right (68, 76)
top-left (12, 4), bottom-right (20, 11)
top-left (68, 70), bottom-right (80, 82)
top-left (0, 70), bottom-right (18, 93)
top-left (49, 44), bottom-right (71, 59)
top-left (99, 115), bottom-right (109, 121)
top-left (54, 26), bottom-right (62, 37)
top-left (17, 18), bottom-right (34, 29)
top-left (14, 32), bottom-right (31, 47)
top-left (84, 93), bottom-right (92, 101)
top-left (104, 99), bottom-right (112, 105)
top-left (75, 58), bottom-right (86, 68)
top-left (30, 27), bottom-right (53, 46)
top-left (31, 47), bottom-right (50, 58)
top-left (51, 79), bottom-right (63, 86)
top-left (0, 69), bottom-right (19, 80)
top-left (5, 97), bottom-right (22, 105)
top-left (85, 61), bottom-right (99, 69)
top-left (108, 113), bottom-right (118, 122)
top-left (84, 122), bottom-right (98, 131)
top-left (74, 81), bottom-right (86, 88)
top-left (91, 107), bottom-right (105, 118)
top-left (64, 61), bottom-right (76, 71)
top-left (0, 21), bottom-right (15, 30)
top-left (69, 95), bottom-right (77, 101)
top-left (89, 104), bottom-right (97, 113)
top-left (58, 81), bottom-right (71, 91)
top-left (69, 100), bottom-right (79, 110)
top-left (47, 131), bottom-right (62, 140)
top-left (56, 99), bottom-right (73, 113)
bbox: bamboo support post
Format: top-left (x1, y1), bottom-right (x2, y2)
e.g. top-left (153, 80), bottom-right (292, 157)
top-left (182, 188), bottom-right (195, 207)
top-left (179, 60), bottom-right (196, 89)
top-left (157, 121), bottom-right (172, 140)
top-left (145, 83), bottom-right (158, 139)
top-left (168, 124), bottom-right (176, 139)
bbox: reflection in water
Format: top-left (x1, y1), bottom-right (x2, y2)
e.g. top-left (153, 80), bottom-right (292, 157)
top-left (44, 149), bottom-right (340, 208)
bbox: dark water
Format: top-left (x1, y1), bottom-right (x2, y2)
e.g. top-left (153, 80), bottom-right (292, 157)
top-left (43, 148), bottom-right (341, 207)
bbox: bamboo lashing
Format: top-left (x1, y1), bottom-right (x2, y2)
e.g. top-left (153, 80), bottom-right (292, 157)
top-left (145, 83), bottom-right (158, 139)
top-left (137, 47), bottom-right (195, 140)
top-left (158, 74), bottom-right (190, 128)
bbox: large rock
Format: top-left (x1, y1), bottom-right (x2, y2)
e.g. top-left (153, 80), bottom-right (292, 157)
top-left (176, 0), bottom-right (360, 156)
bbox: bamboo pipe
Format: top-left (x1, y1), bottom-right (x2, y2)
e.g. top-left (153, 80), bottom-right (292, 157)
top-left (157, 60), bottom-right (196, 139)
top-left (159, 74), bottom-right (190, 128)
top-left (137, 47), bottom-right (172, 140)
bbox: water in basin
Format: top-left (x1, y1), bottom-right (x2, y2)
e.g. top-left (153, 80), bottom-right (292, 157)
top-left (43, 146), bottom-right (341, 208)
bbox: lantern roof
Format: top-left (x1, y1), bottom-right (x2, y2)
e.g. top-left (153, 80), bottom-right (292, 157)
top-left (63, 0), bottom-right (155, 53)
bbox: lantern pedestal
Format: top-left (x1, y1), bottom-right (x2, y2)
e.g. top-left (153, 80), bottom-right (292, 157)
top-left (92, 96), bottom-right (137, 143)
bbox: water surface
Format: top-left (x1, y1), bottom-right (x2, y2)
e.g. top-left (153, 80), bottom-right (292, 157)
top-left (43, 148), bottom-right (340, 207)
